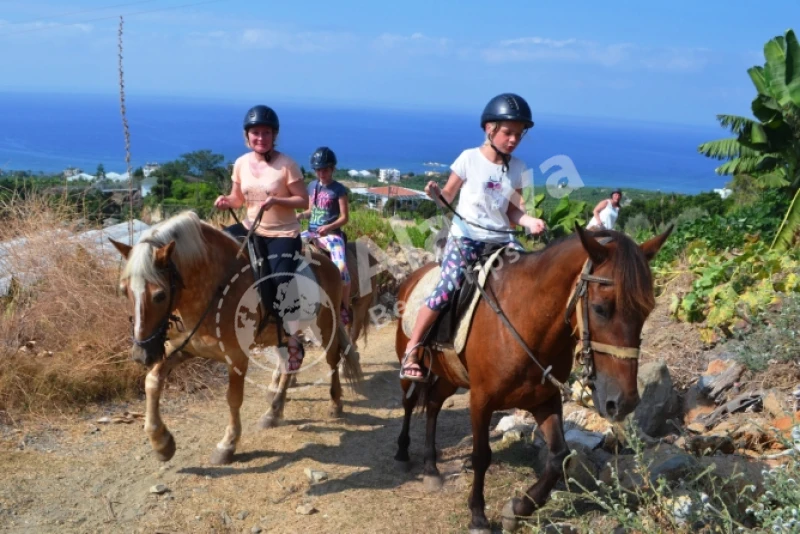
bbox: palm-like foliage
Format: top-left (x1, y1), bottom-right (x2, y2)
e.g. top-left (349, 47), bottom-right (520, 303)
top-left (699, 29), bottom-right (800, 250)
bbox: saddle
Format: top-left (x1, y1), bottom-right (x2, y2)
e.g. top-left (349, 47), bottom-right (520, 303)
top-left (230, 234), bottom-right (321, 335)
top-left (402, 243), bottom-right (510, 352)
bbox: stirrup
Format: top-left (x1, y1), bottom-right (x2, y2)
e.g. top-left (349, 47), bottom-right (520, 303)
top-left (399, 342), bottom-right (432, 383)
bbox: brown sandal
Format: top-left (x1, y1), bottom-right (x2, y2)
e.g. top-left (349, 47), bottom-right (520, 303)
top-left (285, 337), bottom-right (305, 373)
top-left (399, 343), bottom-right (431, 383)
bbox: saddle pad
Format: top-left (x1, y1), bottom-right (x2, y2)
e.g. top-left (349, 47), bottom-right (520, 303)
top-left (401, 246), bottom-right (507, 354)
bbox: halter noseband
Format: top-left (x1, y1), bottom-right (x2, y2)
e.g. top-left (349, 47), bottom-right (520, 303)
top-left (564, 241), bottom-right (641, 384)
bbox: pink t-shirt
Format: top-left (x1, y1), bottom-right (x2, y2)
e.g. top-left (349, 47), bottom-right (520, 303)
top-left (232, 152), bottom-right (303, 238)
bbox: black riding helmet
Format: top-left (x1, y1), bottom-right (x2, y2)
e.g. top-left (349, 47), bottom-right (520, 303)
top-left (480, 93), bottom-right (533, 172)
top-left (243, 105), bottom-right (280, 132)
top-left (480, 93), bottom-right (534, 129)
top-left (310, 147), bottom-right (337, 170)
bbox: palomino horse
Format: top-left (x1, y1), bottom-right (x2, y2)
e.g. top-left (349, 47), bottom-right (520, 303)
top-left (394, 225), bottom-right (671, 533)
top-left (110, 211), bottom-right (362, 465)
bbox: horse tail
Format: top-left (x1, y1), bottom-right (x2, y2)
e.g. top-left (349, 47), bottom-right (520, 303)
top-left (337, 323), bottom-right (364, 393)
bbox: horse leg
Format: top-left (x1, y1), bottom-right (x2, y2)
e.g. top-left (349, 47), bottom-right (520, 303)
top-left (328, 353), bottom-right (343, 419)
top-left (467, 396), bottom-right (494, 534)
top-left (502, 394), bottom-right (569, 532)
top-left (394, 380), bottom-right (421, 472)
top-left (259, 366), bottom-right (289, 429)
top-left (144, 351), bottom-right (191, 462)
top-left (210, 359), bottom-right (249, 465)
top-left (423, 378), bottom-right (458, 492)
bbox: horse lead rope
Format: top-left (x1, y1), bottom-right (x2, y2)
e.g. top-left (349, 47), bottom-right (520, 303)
top-left (431, 194), bottom-right (572, 397)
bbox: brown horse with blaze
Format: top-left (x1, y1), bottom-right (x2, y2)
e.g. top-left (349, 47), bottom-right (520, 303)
top-left (394, 224), bottom-right (671, 533)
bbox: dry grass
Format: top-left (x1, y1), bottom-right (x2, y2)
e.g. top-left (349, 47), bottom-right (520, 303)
top-left (0, 193), bottom-right (223, 421)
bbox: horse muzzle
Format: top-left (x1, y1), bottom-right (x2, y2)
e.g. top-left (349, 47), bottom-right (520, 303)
top-left (592, 373), bottom-right (640, 422)
top-left (130, 343), bottom-right (164, 367)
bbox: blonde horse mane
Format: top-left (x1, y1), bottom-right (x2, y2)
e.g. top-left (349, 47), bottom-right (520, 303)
top-left (122, 211), bottom-right (214, 291)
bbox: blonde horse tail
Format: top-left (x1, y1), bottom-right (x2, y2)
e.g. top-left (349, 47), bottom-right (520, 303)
top-left (337, 323), bottom-right (364, 392)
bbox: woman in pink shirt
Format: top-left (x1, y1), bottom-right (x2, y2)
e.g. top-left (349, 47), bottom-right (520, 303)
top-left (214, 105), bottom-right (309, 372)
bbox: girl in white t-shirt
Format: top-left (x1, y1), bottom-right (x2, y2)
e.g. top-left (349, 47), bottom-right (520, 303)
top-left (400, 94), bottom-right (547, 382)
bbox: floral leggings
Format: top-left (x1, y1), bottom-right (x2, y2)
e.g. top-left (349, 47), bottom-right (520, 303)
top-left (426, 236), bottom-right (523, 311)
top-left (301, 230), bottom-right (351, 283)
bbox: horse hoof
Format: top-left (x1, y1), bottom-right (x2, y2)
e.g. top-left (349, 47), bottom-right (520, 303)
top-left (155, 433), bottom-right (176, 462)
top-left (423, 474), bottom-right (444, 492)
top-left (394, 460), bottom-right (412, 473)
top-left (258, 415), bottom-right (278, 429)
top-left (501, 499), bottom-right (520, 532)
top-left (327, 405), bottom-right (343, 419)
top-left (209, 447), bottom-right (235, 465)
top-left (288, 375), bottom-right (299, 388)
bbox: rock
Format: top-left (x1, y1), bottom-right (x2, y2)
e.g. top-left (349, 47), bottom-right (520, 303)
top-left (649, 454), bottom-right (698, 485)
top-left (562, 443), bottom-right (598, 493)
top-left (221, 511), bottom-right (233, 526)
top-left (699, 361), bottom-right (745, 402)
top-left (250, 527), bottom-right (263, 534)
top-left (295, 503), bottom-right (317, 515)
top-left (495, 411), bottom-right (535, 434)
top-left (634, 362), bottom-right (681, 437)
top-left (771, 412), bottom-right (800, 440)
top-left (705, 359), bottom-right (730, 375)
top-left (763, 390), bottom-right (788, 419)
top-left (304, 468), bottom-right (328, 484)
top-left (564, 428), bottom-right (604, 450)
top-left (543, 524), bottom-right (580, 534)
top-left (502, 429), bottom-right (525, 444)
top-left (686, 434), bottom-right (735, 456)
top-left (97, 417), bottom-right (111, 424)
top-left (571, 380), bottom-right (594, 407)
top-left (666, 491), bottom-right (697, 526)
top-left (237, 511), bottom-right (249, 521)
top-left (683, 384), bottom-right (716, 424)
top-left (149, 484), bottom-right (169, 495)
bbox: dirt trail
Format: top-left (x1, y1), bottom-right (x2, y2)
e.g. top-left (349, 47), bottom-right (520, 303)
top-left (0, 321), bottom-right (540, 534)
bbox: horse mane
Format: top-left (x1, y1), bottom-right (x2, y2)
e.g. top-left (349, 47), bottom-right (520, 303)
top-left (584, 229), bottom-right (655, 319)
top-left (529, 230), bottom-right (655, 319)
top-left (122, 211), bottom-right (214, 291)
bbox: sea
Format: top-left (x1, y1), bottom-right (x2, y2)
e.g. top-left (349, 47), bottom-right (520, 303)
top-left (0, 92), bottom-right (728, 195)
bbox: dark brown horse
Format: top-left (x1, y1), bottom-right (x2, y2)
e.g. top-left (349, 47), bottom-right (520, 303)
top-left (394, 225), bottom-right (671, 533)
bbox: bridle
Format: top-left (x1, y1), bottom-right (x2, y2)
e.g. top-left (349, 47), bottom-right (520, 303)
top-left (564, 243), bottom-right (641, 386)
top-left (130, 240), bottom-right (184, 354)
top-left (129, 239), bottom-right (229, 362)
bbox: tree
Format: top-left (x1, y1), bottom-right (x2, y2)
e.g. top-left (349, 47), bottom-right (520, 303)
top-left (96, 163), bottom-right (106, 180)
top-left (180, 150), bottom-right (227, 193)
top-left (698, 29), bottom-right (800, 250)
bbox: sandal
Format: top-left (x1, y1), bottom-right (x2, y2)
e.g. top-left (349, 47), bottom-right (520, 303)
top-left (285, 337), bottom-right (305, 373)
top-left (399, 343), bottom-right (431, 383)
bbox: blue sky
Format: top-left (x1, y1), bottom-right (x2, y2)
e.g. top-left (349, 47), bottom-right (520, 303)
top-left (1, 0), bottom-right (799, 126)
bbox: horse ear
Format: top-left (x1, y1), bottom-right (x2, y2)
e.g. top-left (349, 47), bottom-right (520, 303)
top-left (154, 241), bottom-right (176, 268)
top-left (640, 224), bottom-right (674, 262)
top-left (575, 222), bottom-right (609, 264)
top-left (109, 238), bottom-right (132, 259)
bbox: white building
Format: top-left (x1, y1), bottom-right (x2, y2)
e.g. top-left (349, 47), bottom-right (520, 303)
top-left (378, 168), bottom-right (401, 183)
top-left (347, 169), bottom-right (375, 178)
top-left (714, 188), bottom-right (733, 199)
top-left (143, 163), bottom-right (160, 177)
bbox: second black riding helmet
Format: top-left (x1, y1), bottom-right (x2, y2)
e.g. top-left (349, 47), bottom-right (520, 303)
top-left (243, 105), bottom-right (280, 132)
top-left (480, 93), bottom-right (534, 129)
top-left (310, 147), bottom-right (337, 170)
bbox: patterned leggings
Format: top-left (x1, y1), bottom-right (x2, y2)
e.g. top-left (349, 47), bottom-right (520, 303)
top-left (425, 236), bottom-right (522, 311)
top-left (301, 230), bottom-right (351, 283)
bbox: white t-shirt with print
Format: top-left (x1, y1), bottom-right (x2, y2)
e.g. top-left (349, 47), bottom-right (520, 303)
top-left (448, 147), bottom-right (528, 243)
